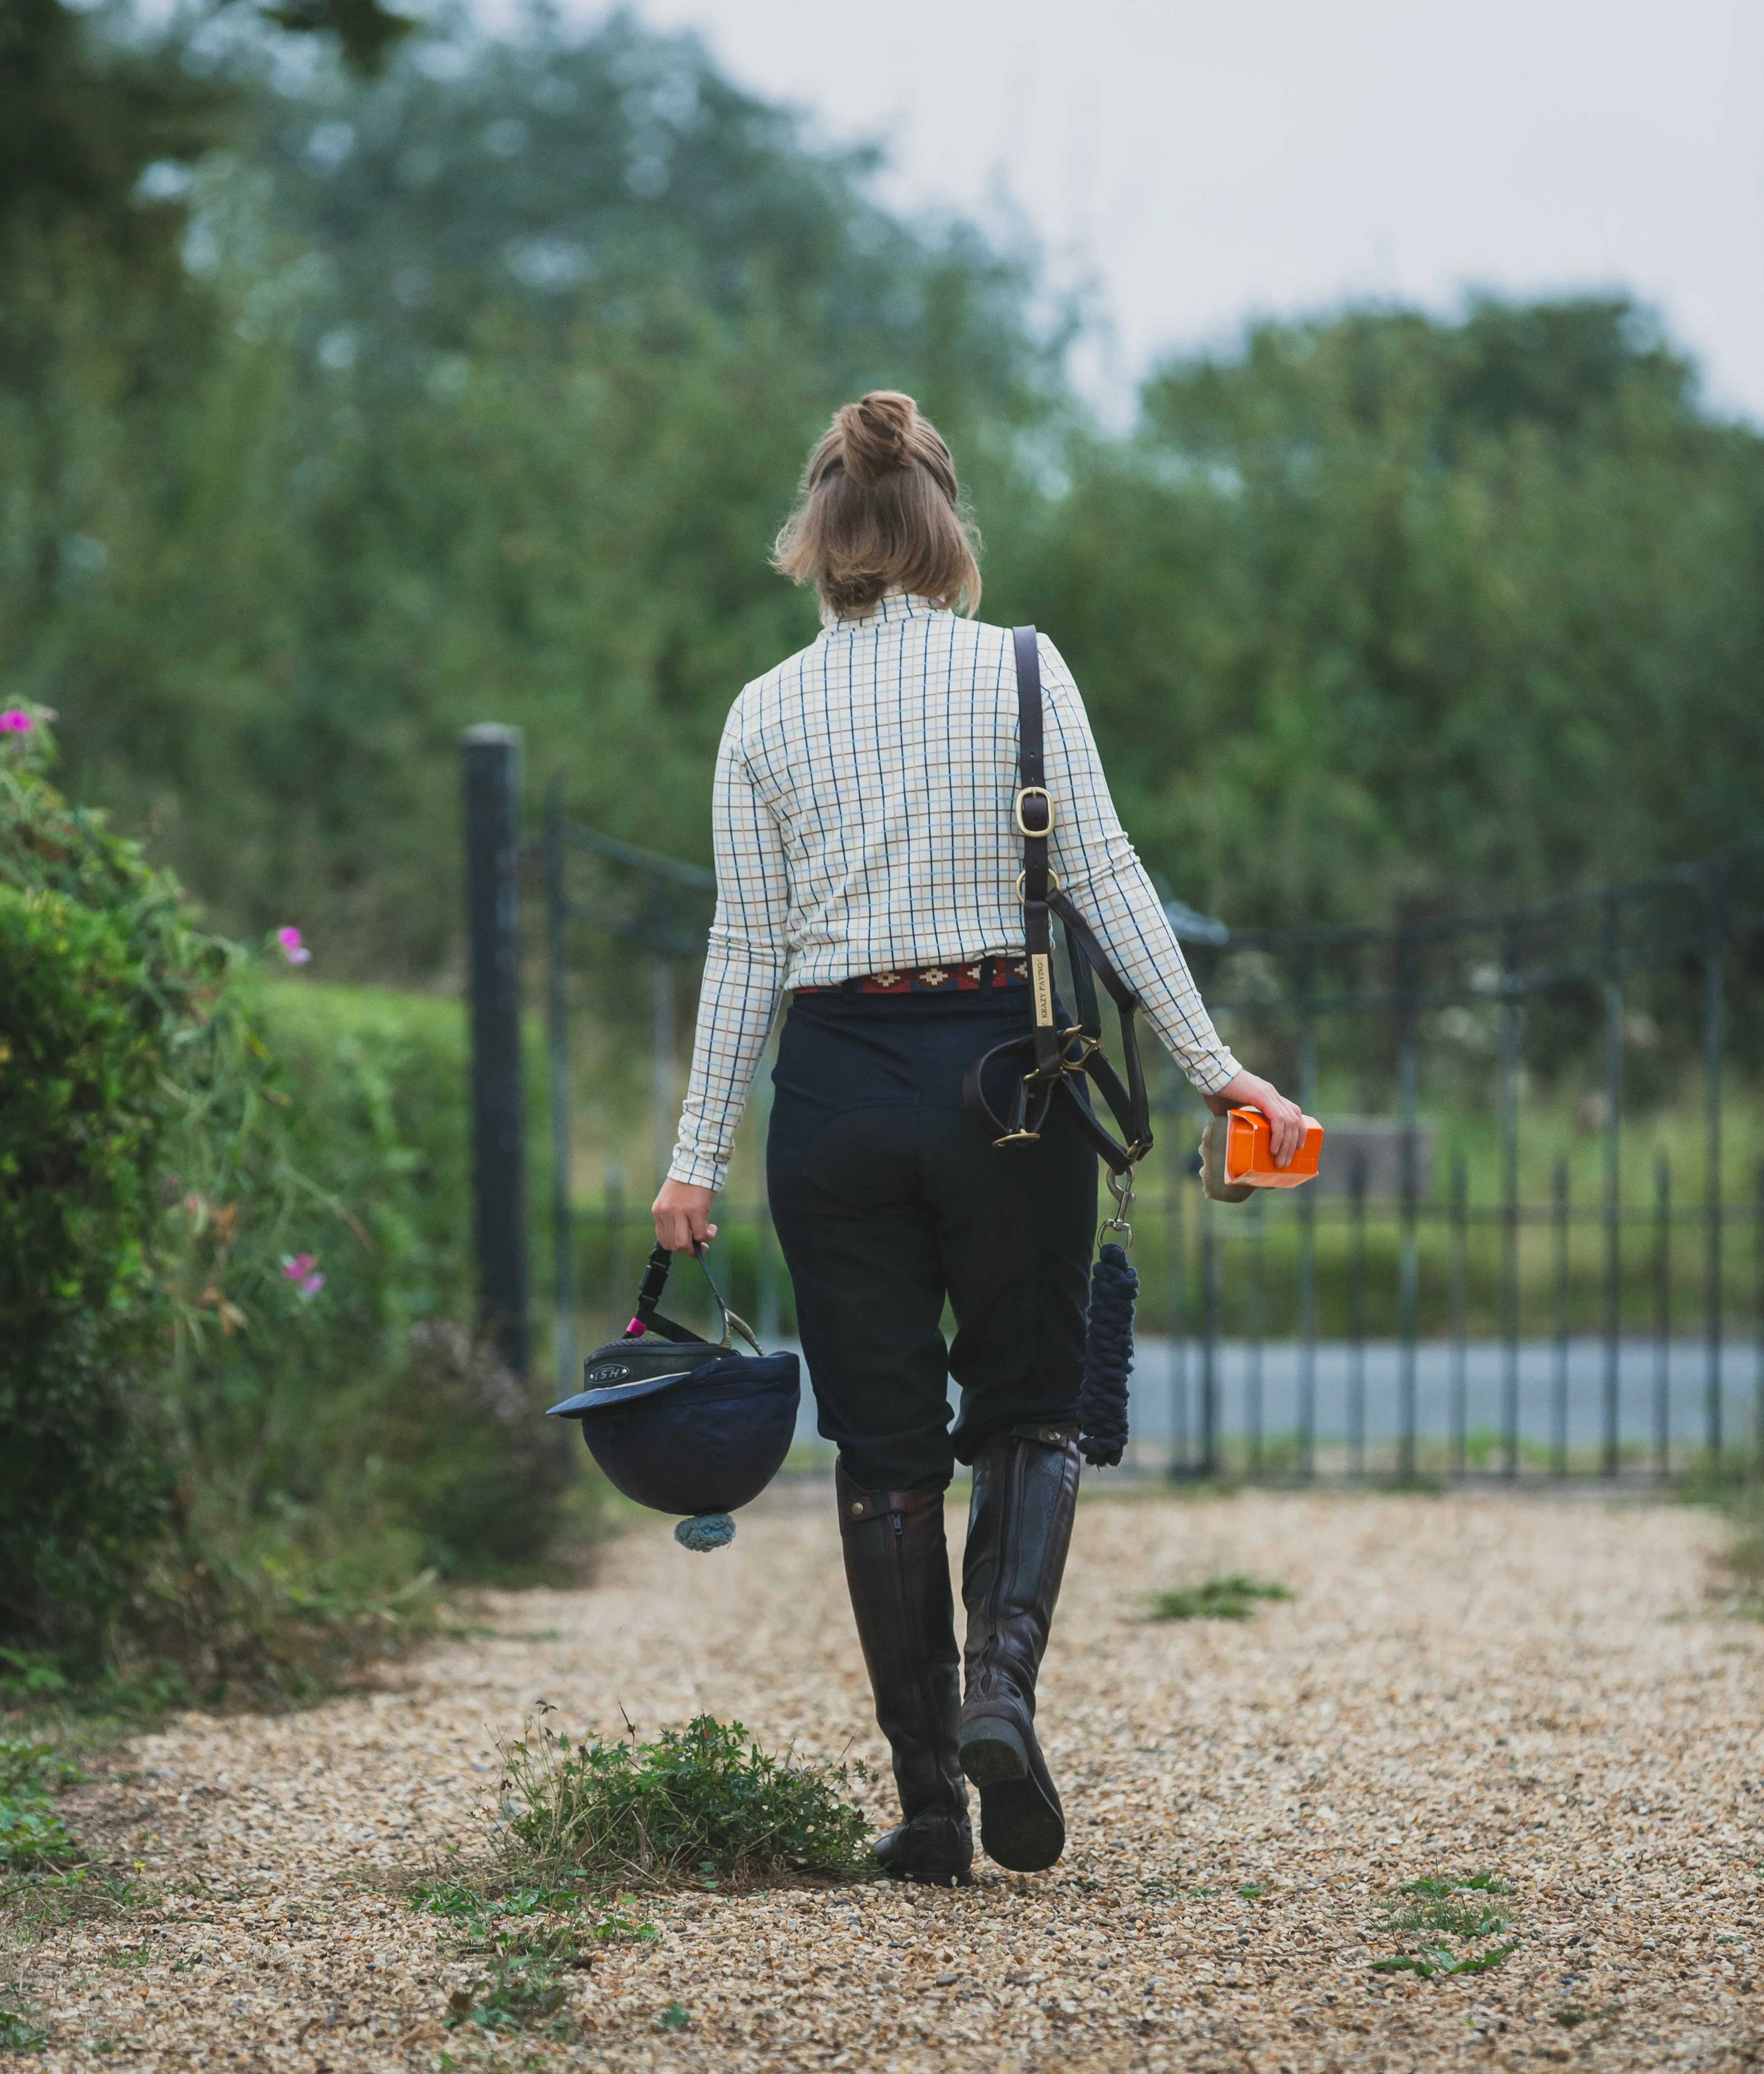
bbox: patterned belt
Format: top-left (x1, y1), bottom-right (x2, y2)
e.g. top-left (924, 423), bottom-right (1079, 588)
top-left (794, 956), bottom-right (1030, 998)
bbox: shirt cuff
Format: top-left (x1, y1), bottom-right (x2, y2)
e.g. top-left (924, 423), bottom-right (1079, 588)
top-left (667, 1149), bottom-right (727, 1190)
top-left (1189, 1050), bottom-right (1242, 1098)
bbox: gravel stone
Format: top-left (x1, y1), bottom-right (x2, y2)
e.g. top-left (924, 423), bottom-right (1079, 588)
top-left (8, 1487), bottom-right (1763, 2070)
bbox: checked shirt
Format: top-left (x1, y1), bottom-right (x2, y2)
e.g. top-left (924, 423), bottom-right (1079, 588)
top-left (669, 593), bottom-right (1241, 1190)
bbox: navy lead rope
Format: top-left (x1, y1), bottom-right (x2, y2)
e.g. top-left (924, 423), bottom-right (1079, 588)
top-left (1077, 1169), bottom-right (1138, 1468)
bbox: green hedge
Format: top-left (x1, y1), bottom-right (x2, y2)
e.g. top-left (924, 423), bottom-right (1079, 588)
top-left (0, 712), bottom-right (224, 1670)
top-left (0, 711), bottom-right (585, 1700)
top-left (197, 978), bottom-right (575, 1587)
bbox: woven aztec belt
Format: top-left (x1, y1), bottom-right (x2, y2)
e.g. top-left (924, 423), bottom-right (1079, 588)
top-left (793, 957), bottom-right (1030, 998)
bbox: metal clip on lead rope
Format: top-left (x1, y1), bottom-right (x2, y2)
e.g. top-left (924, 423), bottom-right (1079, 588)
top-left (1100, 1169), bottom-right (1135, 1253)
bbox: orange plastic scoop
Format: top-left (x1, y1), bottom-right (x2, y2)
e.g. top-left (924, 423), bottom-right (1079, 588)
top-left (1224, 1106), bottom-right (1322, 1187)
top-left (1200, 1107), bottom-right (1323, 1200)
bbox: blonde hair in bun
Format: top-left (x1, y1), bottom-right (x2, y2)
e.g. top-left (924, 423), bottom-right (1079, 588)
top-left (773, 390), bottom-right (982, 617)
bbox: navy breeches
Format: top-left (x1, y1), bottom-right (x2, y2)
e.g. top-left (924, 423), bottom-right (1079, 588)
top-left (766, 987), bottom-right (1096, 1493)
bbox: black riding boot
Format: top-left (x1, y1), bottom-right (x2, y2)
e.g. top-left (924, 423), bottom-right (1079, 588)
top-left (957, 1421), bottom-right (1081, 1872)
top-left (836, 1462), bottom-right (973, 1886)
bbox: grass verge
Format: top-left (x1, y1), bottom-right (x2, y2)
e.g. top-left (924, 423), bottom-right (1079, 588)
top-left (0, 1740), bottom-right (85, 1876)
top-left (1148, 1574), bottom-right (1295, 1621)
top-left (496, 1713), bottom-right (872, 1891)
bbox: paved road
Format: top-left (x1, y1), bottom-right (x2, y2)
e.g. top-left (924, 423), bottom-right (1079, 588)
top-left (789, 1337), bottom-right (1763, 1465)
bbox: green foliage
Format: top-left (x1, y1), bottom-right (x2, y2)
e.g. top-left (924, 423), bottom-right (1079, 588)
top-left (0, 1739), bottom-right (83, 1871)
top-left (2, 8), bottom-right (1762, 1016)
top-left (0, 713), bottom-right (230, 1666)
top-left (1008, 298), bottom-right (1764, 933)
top-left (1148, 1574), bottom-right (1294, 1621)
top-left (0, 2003), bottom-right (47, 2051)
top-left (0, 0), bottom-right (409, 272)
top-left (0, 715), bottom-right (585, 1697)
top-left (0, 8), bottom-right (1051, 992)
top-left (497, 1714), bottom-right (872, 1890)
top-left (1369, 1942), bottom-right (1517, 1980)
top-left (170, 978), bottom-right (575, 1597)
top-left (1369, 1868), bottom-right (1517, 1979)
top-left (412, 1883), bottom-right (656, 2037)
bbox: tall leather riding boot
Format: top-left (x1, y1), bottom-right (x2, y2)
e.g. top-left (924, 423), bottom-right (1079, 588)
top-left (836, 1461), bottom-right (973, 1886)
top-left (958, 1421), bottom-right (1082, 1872)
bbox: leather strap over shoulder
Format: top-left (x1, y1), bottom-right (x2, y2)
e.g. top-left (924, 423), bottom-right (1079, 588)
top-left (1013, 627), bottom-right (1061, 1081)
top-left (962, 625), bottom-right (1154, 1176)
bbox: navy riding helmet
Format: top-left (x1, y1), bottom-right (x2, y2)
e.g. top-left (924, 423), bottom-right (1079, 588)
top-left (546, 1243), bottom-right (799, 1551)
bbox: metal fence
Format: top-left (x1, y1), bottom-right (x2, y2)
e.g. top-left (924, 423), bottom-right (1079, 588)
top-left (536, 791), bottom-right (1764, 1483)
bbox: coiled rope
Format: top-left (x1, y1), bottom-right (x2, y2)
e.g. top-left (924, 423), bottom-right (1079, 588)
top-left (1076, 1170), bottom-right (1138, 1468)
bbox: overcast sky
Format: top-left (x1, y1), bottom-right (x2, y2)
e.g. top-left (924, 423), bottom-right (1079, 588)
top-left (604, 0), bottom-right (1764, 424)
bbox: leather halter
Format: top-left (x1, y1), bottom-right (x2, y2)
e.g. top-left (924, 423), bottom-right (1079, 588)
top-left (960, 628), bottom-right (1154, 1177)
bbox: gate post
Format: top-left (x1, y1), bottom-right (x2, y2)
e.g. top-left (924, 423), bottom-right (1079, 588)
top-left (463, 724), bottom-right (529, 1377)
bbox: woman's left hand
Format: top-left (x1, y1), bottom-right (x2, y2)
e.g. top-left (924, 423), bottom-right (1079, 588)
top-left (652, 1179), bottom-right (716, 1253)
top-left (1205, 1071), bottom-right (1307, 1167)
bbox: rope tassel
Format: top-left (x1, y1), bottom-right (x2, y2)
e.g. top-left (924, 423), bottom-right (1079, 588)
top-left (1077, 1241), bottom-right (1136, 1468)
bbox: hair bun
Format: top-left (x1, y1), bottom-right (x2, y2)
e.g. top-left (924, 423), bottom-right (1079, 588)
top-left (836, 390), bottom-right (918, 486)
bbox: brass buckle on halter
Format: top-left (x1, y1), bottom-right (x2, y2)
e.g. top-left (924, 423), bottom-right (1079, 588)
top-left (1013, 785), bottom-right (1053, 836)
top-left (1013, 868), bottom-right (1061, 903)
top-left (1059, 1026), bottom-right (1102, 1072)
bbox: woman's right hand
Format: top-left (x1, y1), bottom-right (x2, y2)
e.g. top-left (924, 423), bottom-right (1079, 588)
top-left (652, 1180), bottom-right (716, 1253)
top-left (1205, 1071), bottom-right (1307, 1166)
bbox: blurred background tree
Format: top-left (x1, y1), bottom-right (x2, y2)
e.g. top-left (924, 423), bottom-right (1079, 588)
top-left (3, 0), bottom-right (1762, 1685)
top-left (1, 0), bottom-right (1760, 974)
top-left (1004, 300), bottom-right (1764, 931)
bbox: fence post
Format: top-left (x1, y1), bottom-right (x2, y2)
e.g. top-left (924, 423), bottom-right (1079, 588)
top-left (605, 1162), bottom-right (626, 1341)
top-left (1552, 1155), bottom-right (1570, 1479)
top-left (1499, 921), bottom-right (1522, 1480)
top-left (1348, 1155), bottom-right (1367, 1480)
top-left (1396, 929), bottom-right (1420, 1482)
top-left (1247, 1192), bottom-right (1265, 1478)
top-left (543, 780), bottom-right (574, 1402)
top-left (1755, 1159), bottom-right (1764, 1469)
top-left (1164, 1090), bottom-right (1190, 1478)
top-left (462, 724), bottom-right (529, 1377)
top-left (1704, 867), bottom-right (1725, 1462)
top-left (1296, 948), bottom-right (1318, 1483)
top-left (1654, 1155), bottom-right (1672, 1481)
top-left (1601, 890), bottom-right (1623, 1478)
top-left (651, 888), bottom-right (675, 1187)
top-left (1448, 1155), bottom-right (1468, 1479)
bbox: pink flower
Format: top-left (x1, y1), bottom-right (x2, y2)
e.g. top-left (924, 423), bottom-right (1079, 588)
top-left (276, 926), bottom-right (312, 967)
top-left (281, 1252), bottom-right (325, 1300)
top-left (0, 709), bottom-right (33, 734)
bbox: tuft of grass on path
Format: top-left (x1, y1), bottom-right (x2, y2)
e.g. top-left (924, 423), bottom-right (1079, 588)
top-left (413, 1882), bottom-right (658, 2037)
top-left (496, 1713), bottom-right (872, 1890)
top-left (1370, 1868), bottom-right (1517, 1979)
top-left (1148, 1574), bottom-right (1294, 1622)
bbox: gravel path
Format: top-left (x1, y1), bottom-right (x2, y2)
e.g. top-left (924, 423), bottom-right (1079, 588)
top-left (9, 1487), bottom-right (1764, 2072)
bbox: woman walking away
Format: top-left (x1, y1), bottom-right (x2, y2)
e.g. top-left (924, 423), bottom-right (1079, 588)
top-left (653, 391), bottom-right (1303, 1885)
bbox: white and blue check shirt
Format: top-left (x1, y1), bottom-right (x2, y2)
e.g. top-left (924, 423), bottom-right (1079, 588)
top-left (669, 594), bottom-right (1241, 1189)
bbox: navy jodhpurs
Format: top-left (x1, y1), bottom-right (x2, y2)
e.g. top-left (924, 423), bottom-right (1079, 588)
top-left (766, 986), bottom-right (1096, 1494)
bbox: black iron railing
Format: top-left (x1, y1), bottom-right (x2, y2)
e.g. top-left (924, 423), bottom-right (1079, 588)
top-left (522, 771), bottom-right (1764, 1478)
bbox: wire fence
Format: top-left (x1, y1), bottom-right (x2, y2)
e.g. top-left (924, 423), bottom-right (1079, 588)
top-left (541, 805), bottom-right (1764, 1483)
